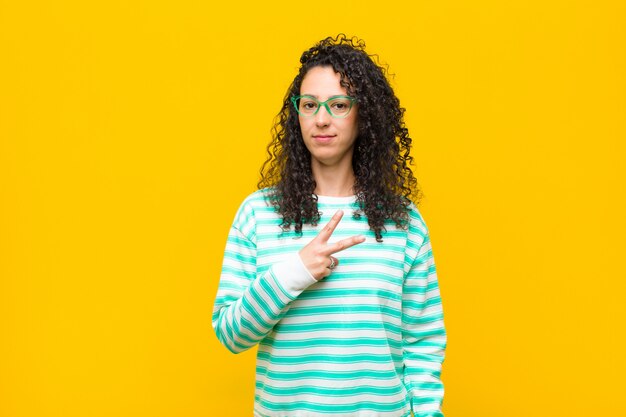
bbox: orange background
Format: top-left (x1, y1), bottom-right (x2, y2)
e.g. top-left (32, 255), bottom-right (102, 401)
top-left (1, 1), bottom-right (625, 416)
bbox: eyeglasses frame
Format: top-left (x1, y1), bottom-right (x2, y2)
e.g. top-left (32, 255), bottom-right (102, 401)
top-left (290, 95), bottom-right (357, 118)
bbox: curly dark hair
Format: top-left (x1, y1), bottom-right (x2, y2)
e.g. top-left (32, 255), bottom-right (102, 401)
top-left (258, 34), bottom-right (421, 242)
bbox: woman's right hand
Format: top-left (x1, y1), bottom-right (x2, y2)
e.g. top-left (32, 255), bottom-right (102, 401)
top-left (298, 210), bottom-right (366, 281)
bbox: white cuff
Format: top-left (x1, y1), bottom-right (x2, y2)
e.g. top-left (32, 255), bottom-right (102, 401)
top-left (271, 253), bottom-right (317, 295)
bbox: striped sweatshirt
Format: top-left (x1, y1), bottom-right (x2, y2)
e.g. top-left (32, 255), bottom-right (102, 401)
top-left (212, 189), bottom-right (446, 417)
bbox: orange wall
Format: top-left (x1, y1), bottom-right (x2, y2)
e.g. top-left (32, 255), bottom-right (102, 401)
top-left (1, 1), bottom-right (624, 416)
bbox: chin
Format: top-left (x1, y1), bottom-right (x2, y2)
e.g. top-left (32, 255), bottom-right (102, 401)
top-left (312, 154), bottom-right (345, 166)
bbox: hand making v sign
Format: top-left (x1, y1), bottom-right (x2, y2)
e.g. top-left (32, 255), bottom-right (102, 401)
top-left (298, 209), bottom-right (366, 281)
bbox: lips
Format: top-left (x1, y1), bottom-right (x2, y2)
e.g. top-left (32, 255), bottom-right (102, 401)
top-left (312, 135), bottom-right (335, 144)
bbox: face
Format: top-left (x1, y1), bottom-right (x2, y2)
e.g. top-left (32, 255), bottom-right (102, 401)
top-left (298, 66), bottom-right (359, 168)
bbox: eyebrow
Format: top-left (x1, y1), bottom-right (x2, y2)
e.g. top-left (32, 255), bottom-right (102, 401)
top-left (300, 94), bottom-right (348, 99)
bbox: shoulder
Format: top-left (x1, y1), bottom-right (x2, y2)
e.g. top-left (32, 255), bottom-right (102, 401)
top-left (231, 188), bottom-right (274, 226)
top-left (239, 188), bottom-right (273, 210)
top-left (405, 201), bottom-right (430, 246)
top-left (228, 189), bottom-right (275, 243)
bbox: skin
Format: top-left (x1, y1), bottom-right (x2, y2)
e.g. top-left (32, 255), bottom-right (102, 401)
top-left (298, 210), bottom-right (365, 281)
top-left (296, 65), bottom-right (365, 281)
top-left (298, 65), bottom-right (359, 197)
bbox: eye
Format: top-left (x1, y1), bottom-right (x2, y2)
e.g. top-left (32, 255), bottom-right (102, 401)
top-left (300, 100), bottom-right (318, 110)
top-left (329, 99), bottom-right (351, 113)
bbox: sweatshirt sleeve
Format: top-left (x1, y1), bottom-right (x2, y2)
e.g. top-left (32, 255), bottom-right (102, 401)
top-left (212, 197), bottom-right (316, 354)
top-left (402, 210), bottom-right (447, 417)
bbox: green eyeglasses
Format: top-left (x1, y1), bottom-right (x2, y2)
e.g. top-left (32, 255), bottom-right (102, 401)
top-left (291, 95), bottom-right (357, 118)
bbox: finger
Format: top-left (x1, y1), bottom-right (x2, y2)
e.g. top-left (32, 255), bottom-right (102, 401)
top-left (322, 235), bottom-right (366, 255)
top-left (327, 256), bottom-right (339, 270)
top-left (315, 210), bottom-right (344, 243)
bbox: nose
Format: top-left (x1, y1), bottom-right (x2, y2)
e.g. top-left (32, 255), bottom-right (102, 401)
top-left (314, 104), bottom-right (331, 127)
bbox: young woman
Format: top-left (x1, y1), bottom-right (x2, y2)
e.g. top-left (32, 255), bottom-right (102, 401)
top-left (213, 34), bottom-right (447, 417)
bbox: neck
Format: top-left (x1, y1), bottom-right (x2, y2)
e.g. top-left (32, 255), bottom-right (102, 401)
top-left (311, 157), bottom-right (356, 197)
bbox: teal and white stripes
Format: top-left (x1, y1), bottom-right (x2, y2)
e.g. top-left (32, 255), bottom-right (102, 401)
top-left (213, 190), bottom-right (446, 417)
